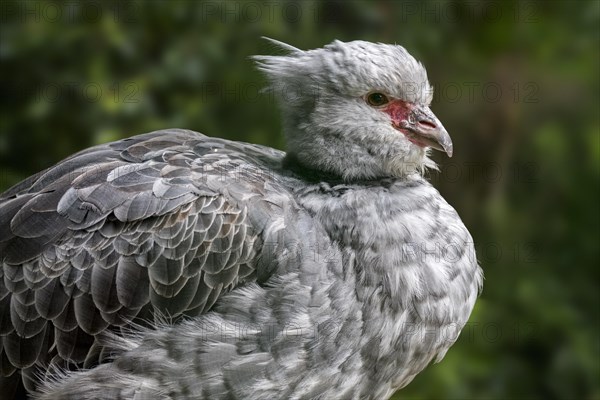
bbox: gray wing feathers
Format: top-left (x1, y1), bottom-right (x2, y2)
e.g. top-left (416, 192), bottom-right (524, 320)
top-left (0, 129), bottom-right (287, 390)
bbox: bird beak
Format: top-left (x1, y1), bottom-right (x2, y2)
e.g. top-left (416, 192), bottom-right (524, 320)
top-left (401, 105), bottom-right (453, 157)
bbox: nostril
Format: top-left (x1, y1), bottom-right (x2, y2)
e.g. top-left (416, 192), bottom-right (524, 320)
top-left (418, 120), bottom-right (437, 129)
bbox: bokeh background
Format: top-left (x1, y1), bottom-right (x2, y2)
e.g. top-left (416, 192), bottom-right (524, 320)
top-left (0, 1), bottom-right (598, 399)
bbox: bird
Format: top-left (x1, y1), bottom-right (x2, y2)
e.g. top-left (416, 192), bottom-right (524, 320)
top-left (0, 38), bottom-right (483, 400)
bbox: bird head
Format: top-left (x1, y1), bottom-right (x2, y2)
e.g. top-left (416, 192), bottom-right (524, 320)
top-left (253, 38), bottom-right (452, 180)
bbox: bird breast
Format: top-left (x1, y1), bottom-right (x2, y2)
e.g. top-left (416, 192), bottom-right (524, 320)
top-left (293, 176), bottom-right (482, 394)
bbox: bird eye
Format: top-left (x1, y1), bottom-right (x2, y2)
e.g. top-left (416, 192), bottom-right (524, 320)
top-left (366, 92), bottom-right (389, 107)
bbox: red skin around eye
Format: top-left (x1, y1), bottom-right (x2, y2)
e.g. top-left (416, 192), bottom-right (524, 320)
top-left (381, 100), bottom-right (428, 148)
top-left (382, 100), bottom-right (412, 124)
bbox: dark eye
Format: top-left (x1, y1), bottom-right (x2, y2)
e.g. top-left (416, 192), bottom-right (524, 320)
top-left (366, 92), bottom-right (389, 107)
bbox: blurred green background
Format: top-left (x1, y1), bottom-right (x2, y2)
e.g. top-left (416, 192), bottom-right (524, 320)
top-left (0, 0), bottom-right (598, 399)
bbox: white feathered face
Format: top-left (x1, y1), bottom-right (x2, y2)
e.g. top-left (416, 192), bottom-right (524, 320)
top-left (254, 39), bottom-right (453, 180)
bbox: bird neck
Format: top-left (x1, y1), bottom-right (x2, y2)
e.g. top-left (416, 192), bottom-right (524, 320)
top-left (282, 153), bottom-right (346, 183)
top-left (282, 131), bottom-right (395, 183)
top-left (281, 116), bottom-right (432, 182)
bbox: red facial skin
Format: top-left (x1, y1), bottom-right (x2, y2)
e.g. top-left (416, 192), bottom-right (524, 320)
top-left (382, 100), bottom-right (452, 150)
top-left (376, 98), bottom-right (453, 157)
top-left (381, 100), bottom-right (429, 148)
top-left (382, 99), bottom-right (412, 124)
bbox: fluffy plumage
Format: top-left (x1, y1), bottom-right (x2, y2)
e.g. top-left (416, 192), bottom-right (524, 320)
top-left (0, 39), bottom-right (482, 399)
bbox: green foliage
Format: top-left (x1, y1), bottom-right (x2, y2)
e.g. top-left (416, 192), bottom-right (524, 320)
top-left (0, 1), bottom-right (598, 398)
